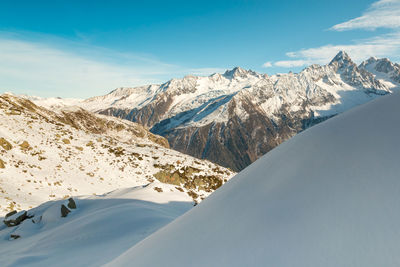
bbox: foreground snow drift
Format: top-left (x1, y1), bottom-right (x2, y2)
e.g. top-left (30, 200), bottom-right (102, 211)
top-left (0, 183), bottom-right (193, 267)
top-left (107, 92), bottom-right (400, 267)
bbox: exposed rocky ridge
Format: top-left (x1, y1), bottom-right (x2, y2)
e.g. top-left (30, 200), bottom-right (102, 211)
top-left (0, 94), bottom-right (234, 215)
top-left (359, 56), bottom-right (400, 85)
top-left (33, 52), bottom-right (400, 171)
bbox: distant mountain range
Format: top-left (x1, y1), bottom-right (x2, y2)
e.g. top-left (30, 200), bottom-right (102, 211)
top-left (30, 51), bottom-right (400, 171)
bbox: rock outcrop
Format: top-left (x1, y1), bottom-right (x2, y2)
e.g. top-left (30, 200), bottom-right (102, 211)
top-left (3, 210), bottom-right (30, 227)
top-left (67, 198), bottom-right (76, 209)
top-left (60, 205), bottom-right (70, 217)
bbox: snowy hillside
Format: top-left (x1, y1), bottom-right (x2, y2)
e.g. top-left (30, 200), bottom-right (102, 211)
top-left (106, 92), bottom-right (400, 267)
top-left (0, 184), bottom-right (193, 266)
top-left (44, 51), bottom-right (399, 171)
top-left (0, 94), bottom-right (234, 216)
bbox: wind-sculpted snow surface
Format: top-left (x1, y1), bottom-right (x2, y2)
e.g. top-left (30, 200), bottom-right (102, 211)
top-left (0, 184), bottom-right (193, 267)
top-left (107, 92), bottom-right (400, 267)
top-left (70, 51), bottom-right (399, 171)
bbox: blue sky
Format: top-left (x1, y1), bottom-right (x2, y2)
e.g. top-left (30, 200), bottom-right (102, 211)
top-left (1, 0), bottom-right (399, 98)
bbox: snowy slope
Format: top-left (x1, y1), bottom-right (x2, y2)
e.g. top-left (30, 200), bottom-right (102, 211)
top-left (52, 51), bottom-right (399, 171)
top-left (107, 92), bottom-right (400, 267)
top-left (0, 184), bottom-right (193, 267)
top-left (0, 94), bottom-right (234, 216)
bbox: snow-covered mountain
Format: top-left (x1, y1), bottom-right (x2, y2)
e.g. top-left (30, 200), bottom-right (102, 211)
top-left (0, 93), bottom-right (234, 216)
top-left (67, 51), bottom-right (399, 171)
top-left (359, 56), bottom-right (400, 87)
top-left (106, 92), bottom-right (400, 267)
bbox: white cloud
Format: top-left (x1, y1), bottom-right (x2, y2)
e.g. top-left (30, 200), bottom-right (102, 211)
top-left (274, 60), bottom-right (310, 68)
top-left (0, 35), bottom-right (222, 98)
top-left (262, 61), bottom-right (272, 68)
top-left (0, 38), bottom-right (167, 98)
top-left (331, 0), bottom-right (400, 31)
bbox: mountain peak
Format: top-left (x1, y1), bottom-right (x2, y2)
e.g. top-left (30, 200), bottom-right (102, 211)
top-left (359, 57), bottom-right (400, 80)
top-left (329, 51), bottom-right (353, 65)
top-left (223, 67), bottom-right (248, 78)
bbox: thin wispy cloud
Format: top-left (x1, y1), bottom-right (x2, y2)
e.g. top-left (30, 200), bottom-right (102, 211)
top-left (0, 37), bottom-right (169, 98)
top-left (274, 60), bottom-right (309, 68)
top-left (331, 0), bottom-right (400, 31)
top-left (262, 62), bottom-right (272, 68)
top-left (267, 0), bottom-right (400, 69)
top-left (0, 33), bottom-right (223, 98)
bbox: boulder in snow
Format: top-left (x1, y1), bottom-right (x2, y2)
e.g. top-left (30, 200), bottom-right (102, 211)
top-left (10, 234), bottom-right (20, 240)
top-left (67, 198), bottom-right (76, 209)
top-left (60, 205), bottom-right (70, 217)
top-left (3, 210), bottom-right (28, 227)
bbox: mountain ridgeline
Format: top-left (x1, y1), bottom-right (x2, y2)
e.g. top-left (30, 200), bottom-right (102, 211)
top-left (77, 52), bottom-right (400, 171)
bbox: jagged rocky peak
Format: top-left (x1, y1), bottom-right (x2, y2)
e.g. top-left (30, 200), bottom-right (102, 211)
top-left (360, 56), bottom-right (383, 67)
top-left (162, 76), bottom-right (198, 95)
top-left (209, 72), bottom-right (223, 81)
top-left (363, 57), bottom-right (398, 73)
top-left (109, 87), bottom-right (140, 96)
top-left (223, 66), bottom-right (250, 78)
top-left (360, 56), bottom-right (378, 65)
top-left (223, 66), bottom-right (262, 79)
top-left (183, 74), bottom-right (198, 80)
top-left (92, 86), bottom-right (149, 100)
top-left (359, 56), bottom-right (400, 84)
top-left (329, 51), bottom-right (355, 67)
top-left (307, 63), bottom-right (323, 70)
top-left (330, 50), bottom-right (351, 62)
